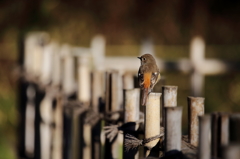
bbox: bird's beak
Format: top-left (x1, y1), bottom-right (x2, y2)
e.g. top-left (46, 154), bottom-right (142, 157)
top-left (137, 57), bottom-right (141, 60)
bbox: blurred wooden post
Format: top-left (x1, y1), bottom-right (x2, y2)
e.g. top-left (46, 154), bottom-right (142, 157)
top-left (222, 144), bottom-right (240, 159)
top-left (220, 113), bottom-right (229, 146)
top-left (145, 93), bottom-right (161, 157)
top-left (123, 73), bottom-right (134, 90)
top-left (91, 70), bottom-right (104, 159)
top-left (52, 43), bottom-right (61, 87)
top-left (24, 85), bottom-right (36, 157)
top-left (216, 113), bottom-right (229, 158)
top-left (77, 54), bottom-right (91, 159)
top-left (198, 115), bottom-right (211, 159)
top-left (110, 71), bottom-right (123, 158)
top-left (91, 35), bottom-right (105, 70)
top-left (187, 96), bottom-right (205, 147)
top-left (52, 96), bottom-right (63, 159)
top-left (162, 86), bottom-right (178, 127)
top-left (123, 88), bottom-right (140, 159)
top-left (229, 114), bottom-right (240, 143)
top-left (211, 112), bottom-right (220, 158)
top-left (190, 36), bottom-right (205, 97)
top-left (40, 42), bottom-right (55, 85)
top-left (164, 107), bottom-right (182, 153)
top-left (40, 93), bottom-right (53, 159)
top-left (61, 44), bottom-right (76, 95)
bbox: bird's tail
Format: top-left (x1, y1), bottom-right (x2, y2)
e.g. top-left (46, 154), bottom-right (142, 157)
top-left (141, 87), bottom-right (150, 106)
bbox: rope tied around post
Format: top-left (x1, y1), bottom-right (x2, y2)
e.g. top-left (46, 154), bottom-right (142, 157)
top-left (124, 127), bottom-right (164, 151)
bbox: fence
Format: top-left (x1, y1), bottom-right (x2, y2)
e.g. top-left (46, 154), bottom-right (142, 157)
top-left (17, 32), bottom-right (240, 159)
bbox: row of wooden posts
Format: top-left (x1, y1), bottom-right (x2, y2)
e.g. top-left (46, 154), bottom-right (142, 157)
top-left (18, 32), bottom-right (240, 159)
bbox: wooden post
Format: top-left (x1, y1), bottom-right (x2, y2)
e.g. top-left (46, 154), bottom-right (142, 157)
top-left (211, 112), bottom-right (220, 158)
top-left (91, 70), bottom-right (104, 112)
top-left (77, 55), bottom-right (91, 159)
top-left (77, 55), bottom-right (91, 105)
top-left (91, 70), bottom-right (104, 159)
top-left (162, 86), bottom-right (178, 107)
top-left (52, 96), bottom-right (63, 159)
top-left (198, 115), bottom-right (211, 159)
top-left (61, 44), bottom-right (76, 95)
top-left (91, 35), bottom-right (105, 70)
top-left (218, 113), bottom-right (229, 158)
top-left (40, 42), bottom-right (55, 85)
top-left (110, 71), bottom-right (123, 158)
top-left (24, 85), bottom-right (36, 157)
top-left (52, 43), bottom-right (61, 87)
top-left (123, 72), bottom-right (134, 90)
top-left (145, 93), bottom-right (161, 157)
top-left (123, 88), bottom-right (140, 159)
top-left (164, 107), bottom-right (182, 153)
top-left (222, 144), bottom-right (240, 159)
top-left (220, 113), bottom-right (229, 146)
top-left (187, 96), bottom-right (205, 147)
top-left (162, 85), bottom-right (178, 127)
top-left (40, 93), bottom-right (53, 159)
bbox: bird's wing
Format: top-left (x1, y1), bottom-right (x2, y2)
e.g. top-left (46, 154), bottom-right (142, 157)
top-left (150, 71), bottom-right (160, 89)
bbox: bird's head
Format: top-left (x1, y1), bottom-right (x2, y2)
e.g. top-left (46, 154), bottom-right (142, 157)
top-left (138, 54), bottom-right (155, 65)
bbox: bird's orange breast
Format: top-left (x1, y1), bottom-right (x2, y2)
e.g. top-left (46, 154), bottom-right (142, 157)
top-left (143, 72), bottom-right (151, 88)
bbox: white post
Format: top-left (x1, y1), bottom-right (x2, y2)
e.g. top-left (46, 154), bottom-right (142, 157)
top-left (91, 35), bottom-right (105, 70)
top-left (77, 54), bottom-right (91, 104)
top-left (165, 107), bottom-right (182, 152)
top-left (145, 93), bottom-right (161, 157)
top-left (40, 93), bottom-right (53, 159)
top-left (61, 44), bottom-right (76, 95)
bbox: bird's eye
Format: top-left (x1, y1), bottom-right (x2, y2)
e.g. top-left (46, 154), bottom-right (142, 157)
top-left (143, 57), bottom-right (146, 61)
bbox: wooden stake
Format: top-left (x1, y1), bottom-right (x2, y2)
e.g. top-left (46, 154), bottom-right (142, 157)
top-left (123, 88), bottom-right (140, 159)
top-left (145, 93), bottom-right (161, 157)
top-left (164, 107), bottom-right (182, 153)
top-left (198, 115), bottom-right (211, 159)
top-left (222, 144), bottom-right (240, 159)
top-left (187, 96), bottom-right (205, 147)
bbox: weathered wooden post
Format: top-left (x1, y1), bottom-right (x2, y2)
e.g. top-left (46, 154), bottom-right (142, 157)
top-left (123, 88), bottom-right (140, 159)
top-left (217, 113), bottom-right (229, 158)
top-left (91, 35), bottom-right (105, 70)
top-left (164, 107), bottom-right (182, 153)
top-left (40, 93), bottom-right (53, 159)
top-left (91, 70), bottom-right (104, 159)
top-left (61, 44), bottom-right (76, 159)
top-left (61, 44), bottom-right (76, 96)
top-left (145, 93), bottom-right (161, 157)
top-left (123, 72), bottom-right (134, 90)
top-left (220, 113), bottom-right (229, 146)
top-left (110, 71), bottom-right (123, 159)
top-left (222, 144), bottom-right (240, 159)
top-left (77, 54), bottom-right (91, 159)
top-left (24, 85), bottom-right (36, 158)
top-left (40, 42), bottom-right (56, 85)
top-left (52, 96), bottom-right (63, 159)
top-left (187, 96), bottom-right (205, 147)
top-left (198, 115), bottom-right (211, 159)
top-left (162, 86), bottom-right (178, 126)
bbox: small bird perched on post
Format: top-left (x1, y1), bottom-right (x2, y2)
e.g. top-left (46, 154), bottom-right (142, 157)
top-left (138, 54), bottom-right (160, 106)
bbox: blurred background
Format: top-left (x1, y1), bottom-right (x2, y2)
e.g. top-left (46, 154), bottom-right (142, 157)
top-left (1, 0), bottom-right (240, 158)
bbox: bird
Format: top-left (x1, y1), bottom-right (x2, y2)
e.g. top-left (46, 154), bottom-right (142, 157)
top-left (138, 54), bottom-right (160, 106)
